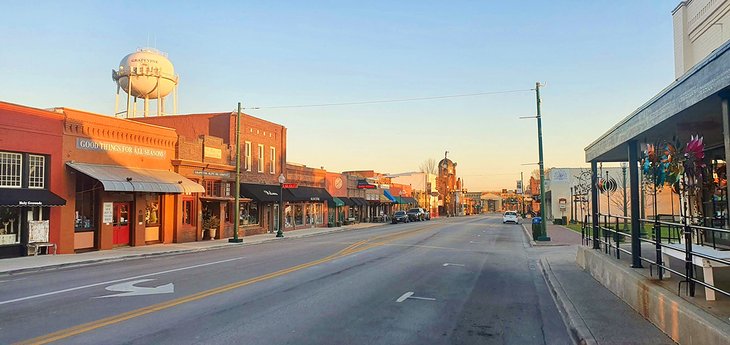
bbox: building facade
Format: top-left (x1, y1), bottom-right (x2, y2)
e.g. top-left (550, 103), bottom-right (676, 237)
top-left (673, 0), bottom-right (730, 77)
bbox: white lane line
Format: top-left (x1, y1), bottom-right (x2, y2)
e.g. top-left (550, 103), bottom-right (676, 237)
top-left (469, 241), bottom-right (480, 244)
top-left (442, 263), bottom-right (465, 267)
top-left (0, 257), bottom-right (242, 305)
top-left (396, 291), bottom-right (414, 302)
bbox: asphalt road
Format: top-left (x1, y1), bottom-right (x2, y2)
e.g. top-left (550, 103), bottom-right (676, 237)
top-left (0, 216), bottom-right (572, 345)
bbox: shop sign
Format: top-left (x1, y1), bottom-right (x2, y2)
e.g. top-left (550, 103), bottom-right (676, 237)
top-left (76, 138), bottom-right (166, 159)
top-left (103, 202), bottom-right (113, 224)
top-left (193, 170), bottom-right (231, 178)
top-left (559, 198), bottom-right (567, 210)
top-left (18, 201), bottom-right (43, 206)
top-left (263, 190), bottom-right (279, 196)
top-left (204, 146), bottom-right (222, 159)
top-left (357, 180), bottom-right (376, 189)
top-left (282, 183), bottom-right (298, 189)
top-left (310, 197), bottom-right (320, 201)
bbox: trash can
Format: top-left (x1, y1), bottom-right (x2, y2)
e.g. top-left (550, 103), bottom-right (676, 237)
top-left (531, 217), bottom-right (542, 240)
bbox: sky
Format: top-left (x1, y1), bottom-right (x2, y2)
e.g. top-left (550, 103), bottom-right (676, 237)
top-left (0, 1), bottom-right (676, 191)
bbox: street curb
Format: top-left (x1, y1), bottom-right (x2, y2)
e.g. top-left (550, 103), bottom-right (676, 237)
top-left (0, 223), bottom-right (387, 276)
top-left (521, 224), bottom-right (536, 247)
top-left (539, 257), bottom-right (597, 345)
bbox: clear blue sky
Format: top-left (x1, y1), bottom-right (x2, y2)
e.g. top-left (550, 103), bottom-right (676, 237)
top-left (0, 1), bottom-right (675, 191)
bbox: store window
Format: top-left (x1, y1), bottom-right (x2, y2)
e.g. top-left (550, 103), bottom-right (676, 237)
top-left (75, 176), bottom-right (97, 231)
top-left (145, 200), bottom-right (160, 226)
top-left (239, 202), bottom-right (259, 225)
top-left (285, 204), bottom-right (293, 227)
top-left (313, 203), bottom-right (323, 224)
top-left (295, 204), bottom-right (304, 225)
top-left (257, 144), bottom-right (264, 173)
top-left (0, 207), bottom-right (21, 245)
top-left (0, 151), bottom-right (22, 188)
top-left (225, 202), bottom-right (232, 223)
top-left (28, 154), bottom-right (45, 189)
top-left (183, 198), bottom-right (196, 225)
top-left (244, 142), bottom-right (252, 171)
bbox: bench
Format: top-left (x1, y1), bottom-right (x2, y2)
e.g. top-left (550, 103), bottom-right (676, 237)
top-left (662, 243), bottom-right (730, 300)
top-left (27, 242), bottom-right (57, 256)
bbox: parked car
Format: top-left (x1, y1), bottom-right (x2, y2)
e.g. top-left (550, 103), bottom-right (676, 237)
top-left (392, 210), bottom-right (410, 224)
top-left (503, 211), bottom-right (519, 224)
top-left (423, 210), bottom-right (431, 220)
top-left (407, 208), bottom-right (426, 221)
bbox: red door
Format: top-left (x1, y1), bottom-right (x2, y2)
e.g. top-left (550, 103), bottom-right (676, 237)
top-left (112, 203), bottom-right (130, 246)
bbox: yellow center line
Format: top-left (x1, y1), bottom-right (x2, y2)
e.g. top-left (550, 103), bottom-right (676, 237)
top-left (16, 223), bottom-right (439, 345)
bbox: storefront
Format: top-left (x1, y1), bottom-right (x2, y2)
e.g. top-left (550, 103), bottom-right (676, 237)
top-left (67, 162), bottom-right (203, 250)
top-left (349, 197), bottom-right (367, 222)
top-left (239, 183), bottom-right (281, 235)
top-left (286, 186), bottom-right (332, 229)
top-left (0, 186), bottom-right (66, 258)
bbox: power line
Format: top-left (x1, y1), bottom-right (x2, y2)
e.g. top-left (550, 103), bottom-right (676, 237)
top-left (244, 88), bottom-right (533, 110)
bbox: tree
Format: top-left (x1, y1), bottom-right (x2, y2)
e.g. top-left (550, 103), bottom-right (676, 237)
top-left (419, 158), bottom-right (437, 175)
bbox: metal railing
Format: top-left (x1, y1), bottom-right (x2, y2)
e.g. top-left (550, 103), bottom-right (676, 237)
top-left (581, 213), bottom-right (730, 299)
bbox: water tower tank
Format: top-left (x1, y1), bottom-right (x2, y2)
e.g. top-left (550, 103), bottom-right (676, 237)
top-left (113, 48), bottom-right (178, 99)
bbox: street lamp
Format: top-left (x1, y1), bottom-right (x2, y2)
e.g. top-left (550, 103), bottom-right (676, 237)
top-left (399, 190), bottom-right (405, 211)
top-left (229, 103), bottom-right (243, 243)
top-left (276, 173), bottom-right (285, 237)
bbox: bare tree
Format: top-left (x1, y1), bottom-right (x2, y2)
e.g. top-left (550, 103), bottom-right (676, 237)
top-left (531, 169), bottom-right (540, 180)
top-left (419, 158), bottom-right (437, 174)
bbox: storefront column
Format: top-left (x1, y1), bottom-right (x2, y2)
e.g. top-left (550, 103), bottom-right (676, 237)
top-left (591, 160), bottom-right (600, 250)
top-left (628, 140), bottom-right (643, 268)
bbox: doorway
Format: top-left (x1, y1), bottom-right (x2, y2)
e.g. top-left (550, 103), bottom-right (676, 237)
top-left (112, 202), bottom-right (130, 246)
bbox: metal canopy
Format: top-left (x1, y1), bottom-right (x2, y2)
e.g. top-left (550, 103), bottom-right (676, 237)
top-left (67, 162), bottom-right (204, 194)
top-left (585, 39), bottom-right (730, 162)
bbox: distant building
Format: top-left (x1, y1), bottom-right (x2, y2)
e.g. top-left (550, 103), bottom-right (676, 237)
top-left (673, 0), bottom-right (730, 77)
top-left (436, 152), bottom-right (458, 217)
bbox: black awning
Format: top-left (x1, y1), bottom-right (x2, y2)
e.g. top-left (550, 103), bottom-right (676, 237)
top-left (339, 197), bottom-right (355, 206)
top-left (288, 186), bottom-right (333, 202)
top-left (0, 188), bottom-right (66, 207)
top-left (350, 197), bottom-right (367, 206)
top-left (239, 183), bottom-right (284, 203)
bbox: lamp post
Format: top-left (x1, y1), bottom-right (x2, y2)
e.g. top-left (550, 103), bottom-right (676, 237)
top-left (535, 82), bottom-right (550, 241)
top-left (399, 190), bottom-right (405, 211)
top-left (277, 173), bottom-right (285, 237)
top-left (229, 103), bottom-right (243, 243)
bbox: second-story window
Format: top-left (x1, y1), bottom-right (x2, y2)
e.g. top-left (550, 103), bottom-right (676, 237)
top-left (28, 154), bottom-right (45, 189)
top-left (244, 142), bottom-right (252, 172)
top-left (257, 144), bottom-right (264, 173)
top-left (270, 147), bottom-right (276, 174)
top-left (0, 151), bottom-right (22, 188)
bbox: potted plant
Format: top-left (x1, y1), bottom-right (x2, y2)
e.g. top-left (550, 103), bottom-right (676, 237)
top-left (202, 214), bottom-right (220, 240)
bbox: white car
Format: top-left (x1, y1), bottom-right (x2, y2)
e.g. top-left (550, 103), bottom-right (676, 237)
top-left (503, 211), bottom-right (519, 224)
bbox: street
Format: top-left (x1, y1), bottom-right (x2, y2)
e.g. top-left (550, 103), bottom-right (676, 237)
top-left (1, 216), bottom-right (572, 345)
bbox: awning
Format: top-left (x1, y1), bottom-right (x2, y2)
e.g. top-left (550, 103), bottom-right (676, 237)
top-left (328, 197), bottom-right (345, 207)
top-left (397, 197), bottom-right (417, 205)
top-left (67, 162), bottom-right (204, 194)
top-left (383, 190), bottom-right (397, 202)
top-left (339, 197), bottom-right (355, 206)
top-left (350, 197), bottom-right (367, 206)
top-left (240, 183), bottom-right (284, 203)
top-left (0, 188), bottom-right (66, 207)
top-left (288, 186), bottom-right (333, 202)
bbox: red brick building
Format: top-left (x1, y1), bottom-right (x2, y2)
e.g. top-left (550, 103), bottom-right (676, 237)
top-left (0, 102), bottom-right (66, 258)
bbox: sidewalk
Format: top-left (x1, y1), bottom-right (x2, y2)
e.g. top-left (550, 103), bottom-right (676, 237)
top-left (529, 225), bottom-right (676, 344)
top-left (0, 222), bottom-right (385, 276)
top-left (522, 222), bottom-right (583, 246)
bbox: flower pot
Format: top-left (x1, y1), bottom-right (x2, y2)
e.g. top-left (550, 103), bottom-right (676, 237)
top-left (209, 228), bottom-right (217, 239)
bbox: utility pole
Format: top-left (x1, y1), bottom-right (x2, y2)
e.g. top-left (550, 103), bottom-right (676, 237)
top-left (520, 171), bottom-right (524, 216)
top-left (535, 82), bottom-right (550, 241)
top-left (229, 102), bottom-right (243, 243)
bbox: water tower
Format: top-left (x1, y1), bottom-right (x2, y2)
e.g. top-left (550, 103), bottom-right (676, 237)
top-left (112, 48), bottom-right (179, 118)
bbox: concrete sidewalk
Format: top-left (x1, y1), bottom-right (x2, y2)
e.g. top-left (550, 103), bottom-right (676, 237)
top-left (539, 246), bottom-right (676, 345)
top-left (0, 222), bottom-right (385, 276)
top-left (522, 222), bottom-right (583, 246)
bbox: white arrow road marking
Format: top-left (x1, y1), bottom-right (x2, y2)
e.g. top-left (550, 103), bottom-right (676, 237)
top-left (0, 257), bottom-right (240, 305)
top-left (96, 279), bottom-right (174, 298)
top-left (396, 292), bottom-right (414, 302)
top-left (469, 241), bottom-right (480, 244)
top-left (396, 291), bottom-right (436, 303)
top-left (442, 263), bottom-right (465, 267)
top-left (409, 296), bottom-right (436, 301)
